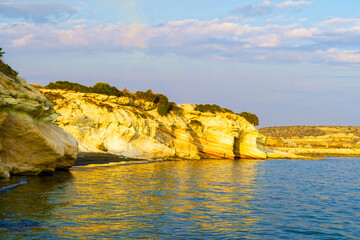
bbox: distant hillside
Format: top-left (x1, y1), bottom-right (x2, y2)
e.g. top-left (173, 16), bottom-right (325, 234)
top-left (259, 126), bottom-right (360, 157)
top-left (260, 126), bottom-right (360, 138)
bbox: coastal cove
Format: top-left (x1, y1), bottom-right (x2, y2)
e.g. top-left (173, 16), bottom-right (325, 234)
top-left (1, 1), bottom-right (360, 238)
top-left (0, 71), bottom-right (307, 179)
top-left (1, 157), bottom-right (360, 239)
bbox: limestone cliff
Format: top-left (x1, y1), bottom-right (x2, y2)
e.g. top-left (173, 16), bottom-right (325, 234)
top-left (0, 73), bottom-right (78, 179)
top-left (260, 126), bottom-right (360, 157)
top-left (41, 89), bottom-right (304, 160)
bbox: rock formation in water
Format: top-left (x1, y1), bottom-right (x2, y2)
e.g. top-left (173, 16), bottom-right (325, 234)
top-left (40, 89), bottom-right (305, 160)
top-left (259, 126), bottom-right (360, 157)
top-left (0, 73), bottom-right (78, 179)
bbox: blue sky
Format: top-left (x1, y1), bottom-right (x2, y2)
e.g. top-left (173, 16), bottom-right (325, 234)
top-left (1, 0), bottom-right (360, 127)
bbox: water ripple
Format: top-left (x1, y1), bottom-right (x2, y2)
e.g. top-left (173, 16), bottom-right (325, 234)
top-left (1, 158), bottom-right (360, 239)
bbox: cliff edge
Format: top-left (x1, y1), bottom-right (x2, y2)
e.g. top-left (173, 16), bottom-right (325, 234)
top-left (41, 89), bottom-right (307, 160)
top-left (0, 73), bottom-right (78, 179)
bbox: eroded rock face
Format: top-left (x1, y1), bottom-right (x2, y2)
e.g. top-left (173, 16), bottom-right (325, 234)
top-left (0, 73), bottom-right (78, 178)
top-left (41, 89), bottom-right (301, 160)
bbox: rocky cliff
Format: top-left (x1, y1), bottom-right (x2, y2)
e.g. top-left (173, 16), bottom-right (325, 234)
top-left (0, 73), bottom-right (78, 179)
top-left (260, 126), bottom-right (360, 157)
top-left (41, 89), bottom-right (305, 160)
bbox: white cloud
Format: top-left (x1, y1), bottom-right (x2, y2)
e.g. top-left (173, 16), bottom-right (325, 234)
top-left (279, 0), bottom-right (311, 8)
top-left (285, 27), bottom-right (314, 37)
top-left (1, 16), bottom-right (360, 66)
top-left (11, 34), bottom-right (34, 47)
top-left (0, 1), bottom-right (78, 23)
top-left (123, 23), bottom-right (148, 49)
top-left (230, 0), bottom-right (311, 16)
top-left (319, 49), bottom-right (360, 63)
top-left (319, 17), bottom-right (360, 27)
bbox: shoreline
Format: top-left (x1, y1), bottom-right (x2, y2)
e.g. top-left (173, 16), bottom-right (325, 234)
top-left (268, 147), bottom-right (360, 158)
top-left (75, 152), bottom-right (326, 165)
top-left (75, 152), bottom-right (145, 166)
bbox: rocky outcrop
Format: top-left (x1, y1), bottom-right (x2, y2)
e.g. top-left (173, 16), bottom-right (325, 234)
top-left (0, 73), bottom-right (78, 179)
top-left (41, 89), bottom-right (306, 160)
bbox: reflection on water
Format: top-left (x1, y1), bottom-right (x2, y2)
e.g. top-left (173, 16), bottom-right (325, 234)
top-left (55, 160), bottom-right (263, 239)
top-left (1, 158), bottom-right (360, 239)
top-left (0, 171), bottom-right (74, 237)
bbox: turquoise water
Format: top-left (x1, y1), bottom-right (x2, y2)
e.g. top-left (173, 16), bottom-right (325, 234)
top-left (1, 158), bottom-right (360, 239)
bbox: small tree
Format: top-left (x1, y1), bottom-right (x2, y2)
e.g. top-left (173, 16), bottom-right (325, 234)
top-left (92, 82), bottom-right (122, 96)
top-left (0, 48), bottom-right (5, 58)
top-left (239, 112), bottom-right (259, 126)
top-left (0, 48), bottom-right (18, 78)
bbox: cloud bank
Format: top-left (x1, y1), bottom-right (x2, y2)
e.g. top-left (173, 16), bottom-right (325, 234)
top-left (0, 1), bottom-right (77, 23)
top-left (1, 16), bottom-right (360, 66)
top-left (230, 0), bottom-right (311, 16)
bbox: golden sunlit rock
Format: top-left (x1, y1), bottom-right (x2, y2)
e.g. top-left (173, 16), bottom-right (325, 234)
top-left (40, 89), bottom-right (306, 160)
top-left (0, 73), bottom-right (78, 179)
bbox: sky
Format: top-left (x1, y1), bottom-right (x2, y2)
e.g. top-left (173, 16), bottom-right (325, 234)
top-left (1, 0), bottom-right (360, 127)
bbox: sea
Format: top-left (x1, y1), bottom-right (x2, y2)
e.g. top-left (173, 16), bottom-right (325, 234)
top-left (1, 157), bottom-right (360, 239)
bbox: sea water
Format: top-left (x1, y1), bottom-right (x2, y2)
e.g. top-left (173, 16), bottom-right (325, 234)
top-left (1, 158), bottom-right (360, 239)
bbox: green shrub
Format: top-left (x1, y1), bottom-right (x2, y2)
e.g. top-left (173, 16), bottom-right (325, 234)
top-left (239, 112), bottom-right (259, 126)
top-left (0, 48), bottom-right (5, 58)
top-left (157, 95), bottom-right (172, 116)
top-left (135, 89), bottom-right (158, 102)
top-left (195, 104), bottom-right (233, 114)
top-left (194, 104), bottom-right (259, 126)
top-left (44, 81), bottom-right (124, 97)
top-left (0, 60), bottom-right (18, 78)
top-left (45, 81), bottom-right (91, 92)
top-left (135, 89), bottom-right (175, 116)
top-left (92, 82), bottom-right (123, 97)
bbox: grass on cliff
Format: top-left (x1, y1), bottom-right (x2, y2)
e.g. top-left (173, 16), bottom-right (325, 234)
top-left (45, 81), bottom-right (125, 97)
top-left (44, 81), bottom-right (175, 116)
top-left (195, 104), bottom-right (259, 126)
top-left (43, 81), bottom-right (258, 120)
top-left (0, 59), bottom-right (18, 78)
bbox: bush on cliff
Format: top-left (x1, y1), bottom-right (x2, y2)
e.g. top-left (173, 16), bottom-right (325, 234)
top-left (0, 49), bottom-right (18, 78)
top-left (0, 60), bottom-right (18, 78)
top-left (45, 81), bottom-right (124, 97)
top-left (135, 89), bottom-right (158, 102)
top-left (194, 104), bottom-right (259, 126)
top-left (135, 89), bottom-right (175, 116)
top-left (45, 81), bottom-right (92, 92)
top-left (239, 112), bottom-right (259, 126)
top-left (195, 104), bottom-right (233, 114)
top-left (92, 82), bottom-right (124, 97)
top-left (0, 48), bottom-right (4, 58)
top-left (43, 81), bottom-right (259, 120)
top-left (157, 95), bottom-right (172, 116)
